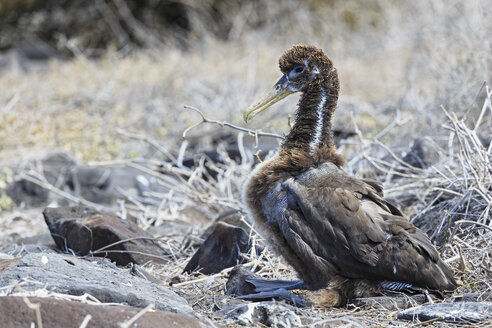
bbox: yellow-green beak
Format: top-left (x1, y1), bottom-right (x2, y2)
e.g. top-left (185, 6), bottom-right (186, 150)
top-left (243, 75), bottom-right (293, 123)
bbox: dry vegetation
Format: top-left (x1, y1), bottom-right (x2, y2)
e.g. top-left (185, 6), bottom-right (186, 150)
top-left (0, 0), bottom-right (491, 327)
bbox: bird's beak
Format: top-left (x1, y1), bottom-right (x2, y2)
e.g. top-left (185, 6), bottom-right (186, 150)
top-left (243, 74), bottom-right (293, 122)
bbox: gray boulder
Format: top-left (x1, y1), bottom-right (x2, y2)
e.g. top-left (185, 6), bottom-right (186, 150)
top-left (0, 252), bottom-right (193, 315)
top-left (398, 302), bottom-right (492, 323)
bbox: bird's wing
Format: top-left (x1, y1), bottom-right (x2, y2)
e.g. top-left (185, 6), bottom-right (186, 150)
top-left (261, 164), bottom-right (456, 290)
top-left (360, 177), bottom-right (403, 216)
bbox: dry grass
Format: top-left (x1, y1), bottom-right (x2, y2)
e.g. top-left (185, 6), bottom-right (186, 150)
top-left (0, 0), bottom-right (491, 326)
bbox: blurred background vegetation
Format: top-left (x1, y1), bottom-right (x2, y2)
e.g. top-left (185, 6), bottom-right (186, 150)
top-left (0, 0), bottom-right (490, 162)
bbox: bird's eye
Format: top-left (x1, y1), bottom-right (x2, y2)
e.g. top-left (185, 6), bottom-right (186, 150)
top-left (289, 66), bottom-right (305, 79)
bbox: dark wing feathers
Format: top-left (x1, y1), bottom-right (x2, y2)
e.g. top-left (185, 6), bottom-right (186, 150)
top-left (360, 178), bottom-right (383, 194)
top-left (262, 162), bottom-right (456, 291)
top-left (284, 178), bottom-right (384, 268)
top-left (361, 177), bottom-right (403, 216)
top-left (262, 184), bottom-right (338, 286)
top-left (284, 183), bottom-right (337, 241)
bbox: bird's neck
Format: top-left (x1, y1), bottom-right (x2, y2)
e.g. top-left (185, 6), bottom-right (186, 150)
top-left (280, 74), bottom-right (343, 166)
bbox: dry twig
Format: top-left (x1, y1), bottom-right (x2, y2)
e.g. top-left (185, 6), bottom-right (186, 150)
top-left (182, 105), bottom-right (284, 143)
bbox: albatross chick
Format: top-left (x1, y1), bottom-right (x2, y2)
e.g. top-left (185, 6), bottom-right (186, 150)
top-left (241, 44), bottom-right (456, 307)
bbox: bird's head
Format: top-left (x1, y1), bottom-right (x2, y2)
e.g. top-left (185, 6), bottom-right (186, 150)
top-left (243, 44), bottom-right (335, 122)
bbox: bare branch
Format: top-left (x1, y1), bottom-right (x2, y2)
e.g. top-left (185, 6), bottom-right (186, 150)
top-left (20, 171), bottom-right (111, 212)
top-left (455, 220), bottom-right (492, 233)
top-left (182, 105), bottom-right (284, 140)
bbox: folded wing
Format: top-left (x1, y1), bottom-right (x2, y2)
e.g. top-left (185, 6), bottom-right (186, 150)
top-left (261, 162), bottom-right (456, 291)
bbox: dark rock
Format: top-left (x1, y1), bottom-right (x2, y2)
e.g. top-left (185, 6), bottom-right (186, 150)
top-left (183, 222), bottom-right (251, 275)
top-left (65, 166), bottom-right (114, 204)
top-left (43, 206), bottom-right (169, 265)
top-left (478, 132), bottom-right (491, 149)
top-left (388, 137), bottom-right (442, 207)
top-left (0, 296), bottom-right (207, 328)
top-left (195, 210), bottom-right (260, 252)
top-left (66, 165), bottom-right (150, 205)
top-left (41, 152), bottom-right (77, 168)
top-left (67, 166), bottom-right (167, 206)
top-left (0, 252), bottom-right (193, 314)
top-left (215, 301), bottom-right (301, 326)
top-left (5, 152), bottom-right (160, 207)
top-left (201, 210), bottom-right (250, 240)
top-left (6, 152), bottom-right (76, 207)
top-left (185, 131), bottom-right (277, 157)
top-left (182, 131), bottom-right (279, 178)
top-left (6, 178), bottom-right (49, 207)
top-left (397, 302), bottom-right (492, 323)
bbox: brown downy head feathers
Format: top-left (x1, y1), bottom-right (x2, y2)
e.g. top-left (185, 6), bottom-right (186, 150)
top-left (279, 44), bottom-right (334, 76)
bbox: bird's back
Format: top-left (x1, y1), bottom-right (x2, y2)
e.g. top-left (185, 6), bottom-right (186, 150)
top-left (259, 162), bottom-right (456, 292)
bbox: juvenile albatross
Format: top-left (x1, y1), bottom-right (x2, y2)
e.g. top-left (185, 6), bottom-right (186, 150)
top-left (241, 44), bottom-right (456, 306)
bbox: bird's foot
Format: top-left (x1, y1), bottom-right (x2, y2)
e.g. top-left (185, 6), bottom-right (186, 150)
top-left (236, 288), bottom-right (306, 307)
top-left (226, 265), bottom-right (306, 307)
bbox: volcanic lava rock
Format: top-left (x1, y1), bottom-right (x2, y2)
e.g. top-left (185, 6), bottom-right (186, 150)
top-left (6, 178), bottom-right (49, 207)
top-left (0, 296), bottom-right (208, 328)
top-left (0, 252), bottom-right (192, 314)
top-left (397, 302), bottom-right (492, 323)
top-left (6, 152), bottom-right (76, 207)
top-left (43, 206), bottom-right (169, 265)
top-left (200, 210), bottom-right (250, 240)
top-left (183, 222), bottom-right (251, 275)
top-left (65, 166), bottom-right (114, 204)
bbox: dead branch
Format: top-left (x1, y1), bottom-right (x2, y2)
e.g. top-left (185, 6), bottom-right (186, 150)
top-left (454, 220), bottom-right (492, 233)
top-left (20, 171), bottom-right (111, 212)
top-left (182, 105), bottom-right (284, 141)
